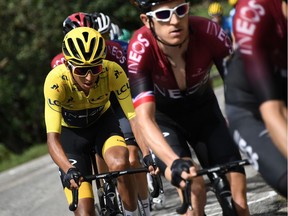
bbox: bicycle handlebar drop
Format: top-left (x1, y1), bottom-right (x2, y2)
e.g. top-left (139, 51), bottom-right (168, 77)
top-left (68, 167), bottom-right (148, 212)
top-left (176, 159), bottom-right (250, 214)
top-left (176, 180), bottom-right (192, 214)
top-left (69, 189), bottom-right (78, 211)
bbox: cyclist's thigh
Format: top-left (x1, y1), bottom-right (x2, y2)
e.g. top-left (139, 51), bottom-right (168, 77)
top-left (227, 105), bottom-right (287, 196)
top-left (91, 108), bottom-right (125, 158)
top-left (60, 127), bottom-right (94, 202)
top-left (60, 126), bottom-right (93, 178)
top-left (196, 96), bottom-right (243, 173)
top-left (154, 112), bottom-right (191, 172)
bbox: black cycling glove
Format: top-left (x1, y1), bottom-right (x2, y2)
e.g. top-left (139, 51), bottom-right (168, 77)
top-left (143, 154), bottom-right (157, 169)
top-left (143, 153), bottom-right (156, 169)
top-left (170, 159), bottom-right (193, 188)
top-left (63, 167), bottom-right (82, 189)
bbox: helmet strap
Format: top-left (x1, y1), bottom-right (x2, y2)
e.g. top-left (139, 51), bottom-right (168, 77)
top-left (65, 60), bottom-right (73, 72)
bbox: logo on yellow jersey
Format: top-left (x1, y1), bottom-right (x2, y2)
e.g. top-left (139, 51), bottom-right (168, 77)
top-left (114, 69), bottom-right (122, 79)
top-left (48, 98), bottom-right (60, 107)
top-left (89, 93), bottom-right (109, 104)
top-left (51, 84), bottom-right (59, 92)
top-left (67, 97), bottom-right (74, 103)
top-left (116, 83), bottom-right (131, 101)
top-left (61, 75), bottom-right (68, 81)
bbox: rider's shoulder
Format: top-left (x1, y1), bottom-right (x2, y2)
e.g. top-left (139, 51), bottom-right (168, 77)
top-left (189, 15), bottom-right (211, 27)
top-left (188, 16), bottom-right (224, 38)
top-left (188, 16), bottom-right (220, 34)
top-left (130, 25), bottom-right (153, 40)
top-left (102, 60), bottom-right (127, 82)
top-left (44, 64), bottom-right (71, 92)
top-left (46, 64), bottom-right (70, 80)
top-left (103, 59), bottom-right (122, 70)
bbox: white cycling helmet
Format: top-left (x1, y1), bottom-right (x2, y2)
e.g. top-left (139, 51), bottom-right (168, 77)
top-left (110, 23), bottom-right (122, 40)
top-left (91, 12), bottom-right (111, 34)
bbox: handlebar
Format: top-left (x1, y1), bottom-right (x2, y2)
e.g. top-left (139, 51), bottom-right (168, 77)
top-left (196, 159), bottom-right (250, 177)
top-left (68, 167), bottom-right (148, 211)
top-left (176, 159), bottom-right (250, 214)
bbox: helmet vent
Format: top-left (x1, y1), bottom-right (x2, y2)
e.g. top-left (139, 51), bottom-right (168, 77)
top-left (68, 38), bottom-right (81, 59)
top-left (62, 42), bottom-right (71, 57)
top-left (87, 38), bottom-right (96, 61)
top-left (76, 38), bottom-right (86, 59)
top-left (83, 16), bottom-right (92, 28)
top-left (62, 27), bottom-right (106, 65)
top-left (95, 37), bottom-right (104, 58)
top-left (75, 14), bottom-right (81, 25)
top-left (82, 31), bottom-right (89, 42)
top-left (72, 21), bottom-right (80, 27)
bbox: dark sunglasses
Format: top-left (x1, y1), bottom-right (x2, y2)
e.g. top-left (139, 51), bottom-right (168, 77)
top-left (68, 61), bottom-right (103, 77)
top-left (146, 2), bottom-right (189, 22)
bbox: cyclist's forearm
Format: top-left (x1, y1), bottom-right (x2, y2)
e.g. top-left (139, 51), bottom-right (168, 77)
top-left (47, 132), bottom-right (74, 173)
top-left (129, 118), bottom-right (150, 156)
top-left (264, 117), bottom-right (287, 158)
top-left (260, 100), bottom-right (288, 158)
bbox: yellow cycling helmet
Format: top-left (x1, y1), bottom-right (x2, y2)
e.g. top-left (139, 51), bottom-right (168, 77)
top-left (62, 27), bottom-right (107, 66)
top-left (228, 0), bottom-right (238, 7)
top-left (208, 2), bottom-right (223, 17)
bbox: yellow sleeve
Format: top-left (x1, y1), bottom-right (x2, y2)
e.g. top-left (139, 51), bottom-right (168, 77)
top-left (108, 61), bottom-right (136, 120)
top-left (43, 69), bottom-right (65, 133)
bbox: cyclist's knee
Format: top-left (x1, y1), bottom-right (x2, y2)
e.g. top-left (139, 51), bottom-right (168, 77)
top-left (104, 147), bottom-right (130, 170)
top-left (127, 145), bottom-right (140, 164)
top-left (129, 158), bottom-right (141, 168)
top-left (109, 158), bottom-right (130, 171)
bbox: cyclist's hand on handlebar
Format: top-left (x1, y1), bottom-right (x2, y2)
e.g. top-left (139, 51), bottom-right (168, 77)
top-left (63, 167), bottom-right (83, 189)
top-left (148, 165), bottom-right (160, 176)
top-left (143, 154), bottom-right (160, 175)
top-left (170, 159), bottom-right (196, 189)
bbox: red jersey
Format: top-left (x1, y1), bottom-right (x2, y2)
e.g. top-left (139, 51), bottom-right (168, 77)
top-left (232, 0), bottom-right (287, 103)
top-left (127, 16), bottom-right (232, 108)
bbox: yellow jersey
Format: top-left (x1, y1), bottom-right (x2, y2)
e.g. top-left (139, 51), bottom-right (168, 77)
top-left (44, 60), bottom-right (135, 133)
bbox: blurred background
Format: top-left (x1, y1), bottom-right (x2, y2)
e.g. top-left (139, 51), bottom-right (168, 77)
top-left (0, 0), bottom-right (232, 171)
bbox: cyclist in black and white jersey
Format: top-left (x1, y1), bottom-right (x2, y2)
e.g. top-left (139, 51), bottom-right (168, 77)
top-left (224, 0), bottom-right (287, 198)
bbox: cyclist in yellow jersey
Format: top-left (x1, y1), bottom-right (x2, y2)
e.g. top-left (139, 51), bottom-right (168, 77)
top-left (44, 27), bottom-right (144, 216)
